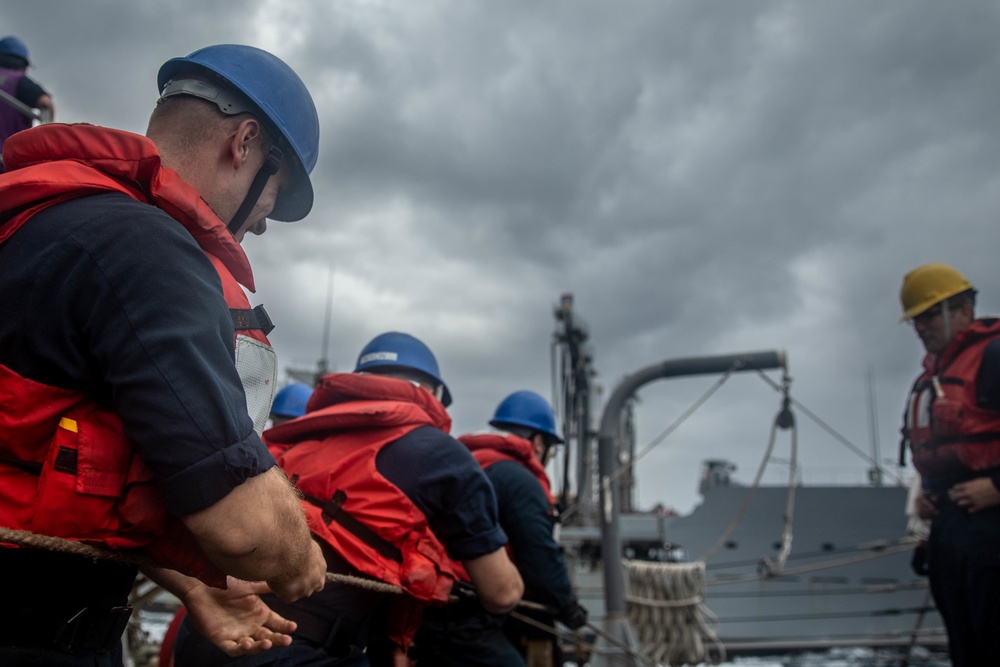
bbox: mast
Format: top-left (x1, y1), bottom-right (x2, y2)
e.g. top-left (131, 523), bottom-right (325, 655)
top-left (285, 266), bottom-right (334, 386)
top-left (317, 266), bottom-right (334, 379)
top-left (552, 294), bottom-right (597, 525)
top-left (866, 364), bottom-right (883, 486)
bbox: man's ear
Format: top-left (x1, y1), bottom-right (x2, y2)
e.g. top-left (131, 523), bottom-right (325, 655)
top-left (229, 118), bottom-right (263, 170)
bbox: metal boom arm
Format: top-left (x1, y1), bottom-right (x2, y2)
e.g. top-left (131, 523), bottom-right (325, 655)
top-left (593, 349), bottom-right (787, 665)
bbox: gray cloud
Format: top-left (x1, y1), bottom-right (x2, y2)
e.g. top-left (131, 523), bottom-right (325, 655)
top-left (6, 0), bottom-right (1000, 512)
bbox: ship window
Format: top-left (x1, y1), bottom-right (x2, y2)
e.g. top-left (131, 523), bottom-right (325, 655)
top-left (725, 540), bottom-right (737, 550)
top-left (821, 542), bottom-right (835, 551)
top-left (810, 576), bottom-right (848, 584)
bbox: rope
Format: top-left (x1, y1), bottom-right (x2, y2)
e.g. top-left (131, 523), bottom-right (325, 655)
top-left (0, 527), bottom-right (443, 601)
top-left (508, 610), bottom-right (659, 665)
top-left (761, 396), bottom-right (797, 576)
top-left (624, 560), bottom-right (726, 666)
top-left (0, 527), bottom-right (155, 566)
top-left (326, 571), bottom-right (403, 594)
top-left (698, 409), bottom-right (786, 563)
top-left (901, 588), bottom-right (935, 667)
top-left (706, 539), bottom-right (920, 586)
top-left (706, 536), bottom-right (917, 572)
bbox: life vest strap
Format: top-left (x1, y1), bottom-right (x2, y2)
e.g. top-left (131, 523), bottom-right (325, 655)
top-left (931, 431), bottom-right (1000, 446)
top-left (229, 305), bottom-right (274, 335)
top-left (306, 490), bottom-right (404, 563)
top-left (0, 452), bottom-right (43, 475)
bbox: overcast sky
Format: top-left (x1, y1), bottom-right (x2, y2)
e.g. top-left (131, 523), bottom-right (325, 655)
top-left (6, 1), bottom-right (999, 514)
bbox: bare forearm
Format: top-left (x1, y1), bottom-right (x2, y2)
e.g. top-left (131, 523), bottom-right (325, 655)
top-left (142, 565), bottom-right (202, 601)
top-left (181, 466), bottom-right (324, 597)
top-left (463, 548), bottom-right (524, 614)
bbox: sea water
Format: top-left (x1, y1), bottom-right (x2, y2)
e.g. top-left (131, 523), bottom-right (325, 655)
top-left (710, 647), bottom-right (949, 667)
top-left (557, 646), bottom-right (950, 667)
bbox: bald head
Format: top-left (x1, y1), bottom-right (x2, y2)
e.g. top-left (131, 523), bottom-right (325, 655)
top-left (146, 95), bottom-right (279, 237)
top-left (147, 96), bottom-right (256, 164)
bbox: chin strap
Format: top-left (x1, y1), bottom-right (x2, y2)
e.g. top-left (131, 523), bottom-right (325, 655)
top-left (227, 145), bottom-right (283, 235)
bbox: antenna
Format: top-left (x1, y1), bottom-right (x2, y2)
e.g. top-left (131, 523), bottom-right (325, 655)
top-left (317, 266), bottom-right (333, 379)
top-left (865, 364), bottom-right (883, 486)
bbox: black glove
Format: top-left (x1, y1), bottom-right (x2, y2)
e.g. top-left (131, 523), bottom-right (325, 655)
top-left (910, 541), bottom-right (930, 577)
top-left (557, 599), bottom-right (588, 630)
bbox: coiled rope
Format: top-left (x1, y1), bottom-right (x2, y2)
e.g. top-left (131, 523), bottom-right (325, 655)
top-left (624, 560), bottom-right (726, 666)
top-left (611, 364), bottom-right (802, 666)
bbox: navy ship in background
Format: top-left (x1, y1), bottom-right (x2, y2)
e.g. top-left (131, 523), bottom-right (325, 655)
top-left (547, 294), bottom-right (946, 665)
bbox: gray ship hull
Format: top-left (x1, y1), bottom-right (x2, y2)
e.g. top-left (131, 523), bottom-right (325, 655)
top-left (561, 483), bottom-right (945, 654)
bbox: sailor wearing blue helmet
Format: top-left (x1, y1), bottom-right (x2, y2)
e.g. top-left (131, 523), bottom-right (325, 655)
top-left (0, 44), bottom-right (326, 666)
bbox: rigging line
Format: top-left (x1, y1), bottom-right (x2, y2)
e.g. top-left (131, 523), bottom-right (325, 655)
top-left (711, 605), bottom-right (939, 624)
top-left (754, 370), bottom-right (906, 486)
top-left (706, 536), bottom-right (917, 570)
top-left (595, 357), bottom-right (749, 500)
top-left (556, 364), bottom-right (740, 524)
top-left (706, 581), bottom-right (930, 599)
top-left (630, 360), bottom-right (741, 468)
top-left (698, 412), bottom-right (784, 563)
top-left (509, 610), bottom-right (665, 665)
top-left (765, 397), bottom-right (798, 575)
top-left (705, 541), bottom-right (918, 586)
top-left (902, 588), bottom-right (935, 667)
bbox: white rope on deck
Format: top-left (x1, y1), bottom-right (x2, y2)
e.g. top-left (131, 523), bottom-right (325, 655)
top-left (624, 560), bottom-right (726, 667)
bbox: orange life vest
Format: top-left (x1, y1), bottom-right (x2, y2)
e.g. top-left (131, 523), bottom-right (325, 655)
top-left (459, 432), bottom-right (554, 504)
top-left (264, 372), bottom-right (462, 604)
top-left (904, 318), bottom-right (1000, 481)
top-left (265, 373), bottom-right (465, 651)
top-left (0, 124), bottom-right (276, 587)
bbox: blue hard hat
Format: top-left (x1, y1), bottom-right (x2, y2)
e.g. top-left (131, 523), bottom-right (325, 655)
top-left (0, 36), bottom-right (29, 66)
top-left (354, 332), bottom-right (452, 407)
top-left (490, 391), bottom-right (564, 444)
top-left (157, 44), bottom-right (319, 222)
top-left (271, 383), bottom-right (314, 419)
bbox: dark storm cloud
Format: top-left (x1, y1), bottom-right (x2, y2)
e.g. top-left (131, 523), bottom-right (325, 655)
top-left (4, 0), bottom-right (999, 512)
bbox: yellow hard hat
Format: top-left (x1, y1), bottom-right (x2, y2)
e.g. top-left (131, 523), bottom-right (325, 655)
top-left (899, 263), bottom-right (974, 321)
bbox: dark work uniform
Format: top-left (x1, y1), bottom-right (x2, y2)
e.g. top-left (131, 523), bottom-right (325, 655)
top-left (0, 194), bottom-right (275, 666)
top-left (909, 336), bottom-right (1000, 667)
top-left (173, 425), bottom-right (507, 667)
top-left (491, 461), bottom-right (576, 661)
top-left (415, 460), bottom-right (574, 667)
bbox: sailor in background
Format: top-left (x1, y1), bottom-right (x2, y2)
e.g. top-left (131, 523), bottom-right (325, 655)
top-left (899, 262), bottom-right (1000, 667)
top-left (416, 390), bottom-right (587, 667)
top-left (270, 382), bottom-right (315, 426)
top-left (0, 36), bottom-right (54, 161)
top-left (172, 332), bottom-right (523, 666)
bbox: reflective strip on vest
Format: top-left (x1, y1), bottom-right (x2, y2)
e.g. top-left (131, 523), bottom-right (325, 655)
top-left (234, 333), bottom-right (277, 435)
